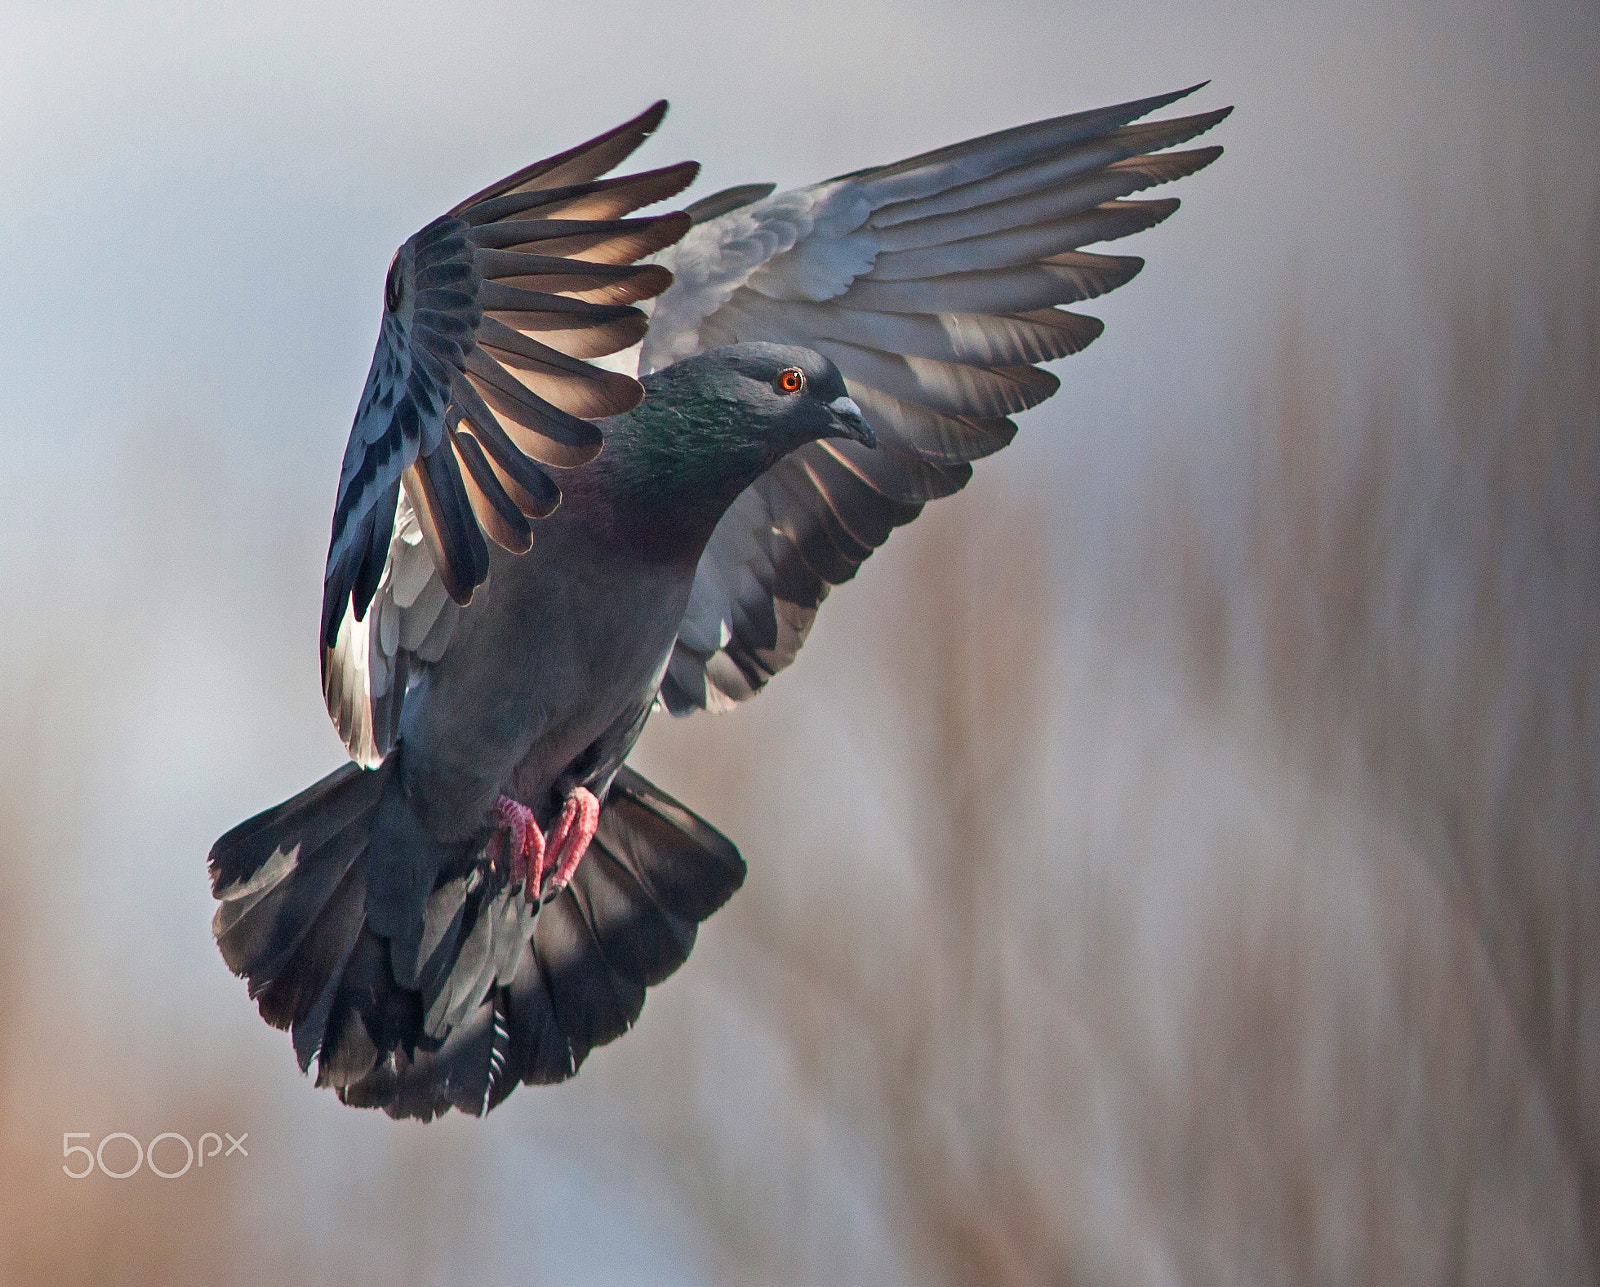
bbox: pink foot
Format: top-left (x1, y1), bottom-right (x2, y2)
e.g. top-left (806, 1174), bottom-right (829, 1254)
top-left (492, 795), bottom-right (546, 897)
top-left (540, 787), bottom-right (599, 901)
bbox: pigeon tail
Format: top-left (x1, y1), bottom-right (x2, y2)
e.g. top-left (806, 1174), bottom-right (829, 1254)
top-left (209, 759), bottom-right (744, 1120)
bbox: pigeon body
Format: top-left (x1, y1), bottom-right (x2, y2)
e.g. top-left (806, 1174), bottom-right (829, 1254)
top-left (397, 344), bottom-right (870, 844)
top-left (210, 90), bottom-right (1229, 1119)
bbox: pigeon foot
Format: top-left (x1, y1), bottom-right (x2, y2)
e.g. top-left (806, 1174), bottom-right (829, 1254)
top-left (492, 795), bottom-right (546, 897)
top-left (539, 787), bottom-right (600, 902)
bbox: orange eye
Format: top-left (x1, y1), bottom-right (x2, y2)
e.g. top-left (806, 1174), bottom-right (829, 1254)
top-left (775, 367), bottom-right (805, 394)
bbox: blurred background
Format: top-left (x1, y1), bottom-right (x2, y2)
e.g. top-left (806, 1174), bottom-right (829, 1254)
top-left (0, 1), bottom-right (1596, 1282)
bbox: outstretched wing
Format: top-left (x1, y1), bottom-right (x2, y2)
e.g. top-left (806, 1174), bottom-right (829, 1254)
top-left (324, 104), bottom-right (699, 763)
top-left (651, 85), bottom-right (1229, 715)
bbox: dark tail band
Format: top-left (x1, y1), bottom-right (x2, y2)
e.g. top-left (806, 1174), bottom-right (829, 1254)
top-left (209, 759), bottom-right (745, 1120)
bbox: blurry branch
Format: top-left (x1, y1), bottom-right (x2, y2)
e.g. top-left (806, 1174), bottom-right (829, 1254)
top-left (758, 492), bottom-right (1060, 1284)
top-left (876, 496), bottom-right (1056, 1286)
top-left (1183, 195), bottom-right (1600, 1271)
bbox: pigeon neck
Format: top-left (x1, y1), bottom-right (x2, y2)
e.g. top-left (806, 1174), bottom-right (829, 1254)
top-left (588, 381), bottom-right (775, 559)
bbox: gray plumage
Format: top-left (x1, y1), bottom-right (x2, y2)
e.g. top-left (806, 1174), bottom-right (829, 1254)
top-left (648, 85), bottom-right (1229, 714)
top-left (211, 89), bottom-right (1228, 1119)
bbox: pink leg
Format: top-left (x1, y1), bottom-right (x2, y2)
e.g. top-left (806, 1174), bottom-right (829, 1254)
top-left (492, 795), bottom-right (546, 898)
top-left (540, 787), bottom-right (599, 901)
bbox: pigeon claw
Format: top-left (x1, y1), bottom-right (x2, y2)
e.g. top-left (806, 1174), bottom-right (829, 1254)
top-left (539, 787), bottom-right (600, 903)
top-left (491, 788), bottom-right (598, 904)
top-left (492, 795), bottom-right (546, 898)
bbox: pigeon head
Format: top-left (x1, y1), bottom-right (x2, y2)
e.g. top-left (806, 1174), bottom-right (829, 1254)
top-left (594, 342), bottom-right (876, 548)
top-left (703, 343), bottom-right (876, 456)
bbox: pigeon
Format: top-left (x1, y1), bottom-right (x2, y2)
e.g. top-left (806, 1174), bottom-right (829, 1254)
top-left (210, 88), bottom-right (1229, 1120)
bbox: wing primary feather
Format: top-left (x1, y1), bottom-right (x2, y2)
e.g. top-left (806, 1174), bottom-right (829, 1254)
top-left (812, 337), bottom-right (1059, 418)
top-left (470, 214), bottom-right (689, 261)
top-left (865, 152), bottom-right (1218, 255)
top-left (460, 348), bottom-right (606, 464)
top-left (718, 290), bottom-right (1103, 365)
top-left (475, 316), bottom-right (633, 377)
top-left (764, 468), bottom-right (871, 581)
top-left (402, 450), bottom-right (484, 605)
top-left (815, 438), bottom-right (973, 504)
top-left (448, 102), bottom-right (670, 215)
top-left (451, 426), bottom-right (534, 554)
top-left (321, 535), bottom-right (364, 650)
top-left (796, 447), bottom-right (922, 546)
top-left (869, 111), bottom-right (1230, 229)
top-left (475, 327), bottom-right (642, 420)
top-left (351, 475), bottom-right (401, 625)
top-left (448, 383), bottom-right (564, 518)
top-left (411, 216), bottom-right (462, 252)
top-left (682, 183), bottom-right (778, 225)
top-left (476, 281), bottom-right (645, 319)
top-left (846, 383), bottom-right (1018, 463)
top-left (485, 310), bottom-right (647, 359)
top-left (412, 230), bottom-right (469, 271)
top-left (479, 267), bottom-right (674, 307)
top-left (864, 198), bottom-right (1181, 282)
top-left (436, 448), bottom-right (490, 588)
top-left (846, 84), bottom-right (1207, 202)
top-left (836, 252), bottom-right (1144, 315)
top-left (498, 217), bottom-right (690, 265)
top-left (458, 162), bottom-right (699, 227)
top-left (473, 249), bottom-right (667, 290)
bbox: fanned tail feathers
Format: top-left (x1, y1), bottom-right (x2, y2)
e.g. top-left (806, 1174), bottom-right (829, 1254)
top-left (209, 762), bottom-right (744, 1120)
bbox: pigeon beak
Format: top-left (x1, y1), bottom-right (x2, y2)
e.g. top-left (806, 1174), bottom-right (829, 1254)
top-left (827, 395), bottom-right (876, 448)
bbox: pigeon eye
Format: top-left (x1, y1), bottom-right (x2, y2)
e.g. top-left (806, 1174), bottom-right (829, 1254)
top-left (775, 367), bottom-right (805, 394)
top-left (384, 255), bottom-right (404, 313)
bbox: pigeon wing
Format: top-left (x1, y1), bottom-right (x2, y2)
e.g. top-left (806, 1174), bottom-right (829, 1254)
top-left (651, 86), bottom-right (1229, 714)
top-left (323, 104), bottom-right (699, 763)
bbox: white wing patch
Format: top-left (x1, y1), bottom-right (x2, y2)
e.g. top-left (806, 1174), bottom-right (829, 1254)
top-left (325, 493), bottom-right (460, 767)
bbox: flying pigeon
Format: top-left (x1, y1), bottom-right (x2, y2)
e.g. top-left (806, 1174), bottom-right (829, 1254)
top-left (210, 89), bottom-right (1228, 1120)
